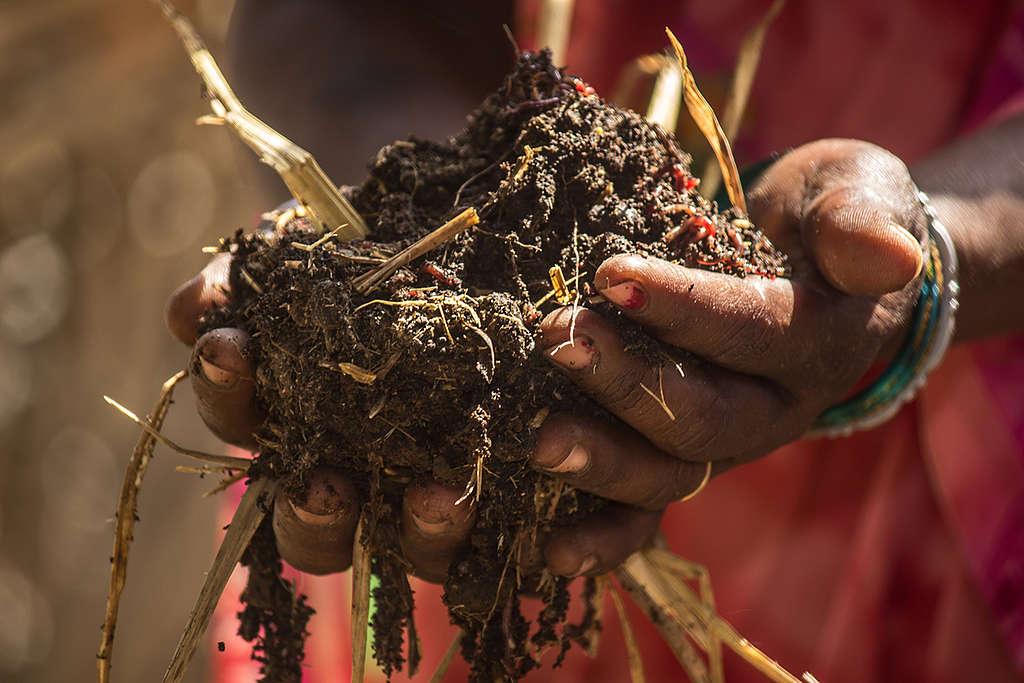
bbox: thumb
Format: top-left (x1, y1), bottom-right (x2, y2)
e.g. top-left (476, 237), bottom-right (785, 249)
top-left (802, 185), bottom-right (923, 297)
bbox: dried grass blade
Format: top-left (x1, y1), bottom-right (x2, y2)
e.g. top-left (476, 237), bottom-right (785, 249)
top-left (162, 476), bottom-right (277, 682)
top-left (609, 583), bottom-right (647, 683)
top-left (430, 630), bottom-right (464, 683)
top-left (665, 29), bottom-right (746, 214)
top-left (611, 54), bottom-right (666, 108)
top-left (97, 371), bottom-right (186, 683)
top-left (153, 0), bottom-right (366, 239)
top-left (615, 551), bottom-right (711, 682)
top-left (700, 0), bottom-right (785, 198)
top-left (645, 55), bottom-right (683, 133)
top-left (585, 575), bottom-right (609, 658)
top-left (103, 395), bottom-right (251, 470)
top-left (536, 0), bottom-right (575, 65)
top-left (645, 549), bottom-right (722, 683)
top-left (351, 511), bottom-right (372, 683)
top-left (352, 208), bottom-right (479, 294)
top-left (647, 549), bottom-right (802, 683)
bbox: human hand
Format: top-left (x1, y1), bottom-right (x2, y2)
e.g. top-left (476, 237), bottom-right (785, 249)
top-left (527, 139), bottom-right (927, 575)
top-left (165, 239), bottom-right (476, 581)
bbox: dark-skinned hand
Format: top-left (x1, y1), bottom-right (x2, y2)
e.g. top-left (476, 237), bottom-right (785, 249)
top-left (166, 138), bottom-right (925, 582)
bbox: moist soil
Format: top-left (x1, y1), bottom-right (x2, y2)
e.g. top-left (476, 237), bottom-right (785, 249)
top-left (202, 50), bottom-right (788, 682)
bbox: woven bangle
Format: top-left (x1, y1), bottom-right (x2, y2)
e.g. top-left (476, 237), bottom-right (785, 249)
top-left (810, 190), bottom-right (960, 437)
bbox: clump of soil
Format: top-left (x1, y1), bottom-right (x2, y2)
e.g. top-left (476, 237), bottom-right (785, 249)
top-left (204, 50), bottom-right (787, 681)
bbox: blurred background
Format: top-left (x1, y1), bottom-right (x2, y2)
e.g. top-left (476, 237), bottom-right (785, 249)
top-left (0, 0), bottom-right (514, 680)
top-left (1, 1), bottom-right (255, 680)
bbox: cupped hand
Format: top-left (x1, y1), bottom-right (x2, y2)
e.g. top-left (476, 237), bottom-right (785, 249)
top-left (528, 139), bottom-right (928, 575)
top-left (165, 242), bottom-right (475, 581)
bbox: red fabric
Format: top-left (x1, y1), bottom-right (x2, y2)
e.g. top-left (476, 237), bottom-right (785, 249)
top-left (212, 2), bottom-right (1024, 681)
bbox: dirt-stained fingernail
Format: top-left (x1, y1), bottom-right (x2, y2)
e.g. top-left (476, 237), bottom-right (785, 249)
top-left (540, 444), bottom-right (590, 474)
top-left (572, 554), bottom-right (598, 577)
top-left (199, 356), bottom-right (237, 387)
top-left (409, 510), bottom-right (452, 536)
top-left (288, 499), bottom-right (341, 526)
top-left (545, 336), bottom-right (595, 370)
top-left (599, 280), bottom-right (647, 310)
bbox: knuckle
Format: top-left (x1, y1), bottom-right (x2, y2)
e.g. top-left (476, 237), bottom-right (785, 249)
top-left (590, 362), bottom-right (652, 418)
top-left (644, 459), bottom-right (697, 509)
top-left (663, 388), bottom-right (730, 459)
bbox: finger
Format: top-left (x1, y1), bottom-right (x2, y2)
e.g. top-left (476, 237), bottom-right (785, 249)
top-left (801, 184), bottom-right (922, 296)
top-left (532, 412), bottom-right (725, 509)
top-left (273, 468), bottom-right (360, 574)
top-left (746, 141), bottom-right (923, 297)
top-left (540, 307), bottom-right (798, 461)
top-left (544, 503), bottom-right (662, 577)
top-left (595, 254), bottom-right (797, 377)
top-left (190, 327), bottom-right (265, 449)
top-left (165, 252), bottom-right (232, 345)
top-left (594, 254), bottom-right (884, 386)
top-left (400, 480), bottom-right (477, 583)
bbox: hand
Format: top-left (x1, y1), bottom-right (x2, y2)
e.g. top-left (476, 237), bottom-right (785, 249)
top-left (525, 139), bottom-right (927, 575)
top-left (165, 243), bottom-right (476, 581)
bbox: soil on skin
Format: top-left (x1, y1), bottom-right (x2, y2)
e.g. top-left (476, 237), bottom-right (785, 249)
top-left (203, 50), bottom-right (788, 682)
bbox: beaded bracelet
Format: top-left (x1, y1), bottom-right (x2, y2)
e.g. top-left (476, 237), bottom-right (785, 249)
top-left (809, 190), bottom-right (960, 437)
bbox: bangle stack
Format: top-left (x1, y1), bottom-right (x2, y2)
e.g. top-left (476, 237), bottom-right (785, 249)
top-left (810, 190), bottom-right (960, 437)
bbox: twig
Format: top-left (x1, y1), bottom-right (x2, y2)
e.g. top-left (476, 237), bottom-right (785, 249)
top-left (98, 371), bottom-right (186, 683)
top-left (153, 0), bottom-right (367, 239)
top-left (352, 208), bottom-right (479, 294)
top-left (103, 395), bottom-right (251, 470)
top-left (665, 29), bottom-right (746, 214)
top-left (700, 0), bottom-right (785, 199)
top-left (174, 464), bottom-right (237, 475)
top-left (162, 476), bottom-right (278, 682)
top-left (429, 630), bottom-right (464, 683)
top-left (351, 511), bottom-right (372, 683)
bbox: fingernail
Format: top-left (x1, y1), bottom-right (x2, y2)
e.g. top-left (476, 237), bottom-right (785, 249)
top-left (572, 554), bottom-right (598, 577)
top-left (199, 356), bottom-right (237, 387)
top-left (541, 444), bottom-right (590, 474)
top-left (599, 280), bottom-right (647, 310)
top-left (890, 223), bottom-right (923, 278)
top-left (546, 336), bottom-right (595, 370)
top-left (288, 499), bottom-right (340, 526)
top-left (409, 510), bottom-right (452, 536)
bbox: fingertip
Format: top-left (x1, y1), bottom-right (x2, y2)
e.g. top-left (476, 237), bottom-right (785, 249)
top-left (403, 480), bottom-right (476, 538)
top-left (190, 328), bottom-right (264, 449)
top-left (544, 505), bottom-right (662, 577)
top-left (165, 253), bottom-right (231, 345)
top-left (165, 273), bottom-right (206, 346)
top-left (532, 413), bottom-right (589, 473)
top-left (400, 480), bottom-right (477, 582)
top-left (805, 190), bottom-right (923, 297)
top-left (274, 468), bottom-right (359, 575)
top-left (594, 253), bottom-right (650, 291)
